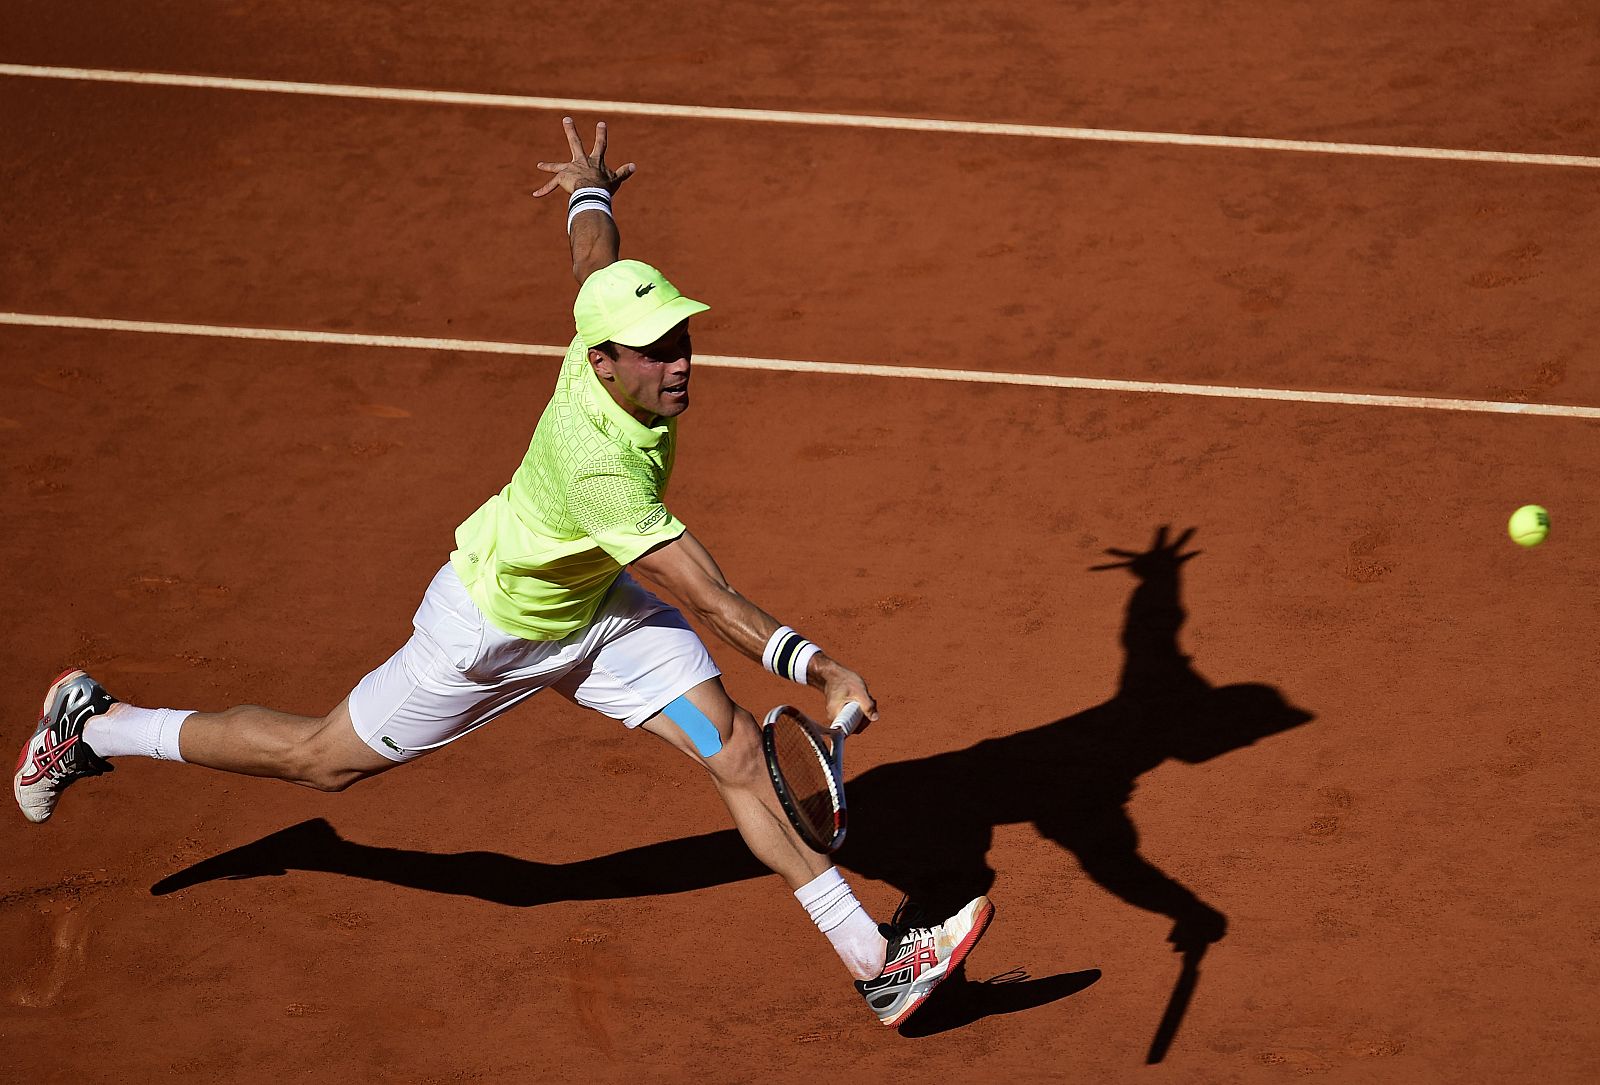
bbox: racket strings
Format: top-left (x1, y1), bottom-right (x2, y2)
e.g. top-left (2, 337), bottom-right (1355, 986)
top-left (770, 716), bottom-right (839, 841)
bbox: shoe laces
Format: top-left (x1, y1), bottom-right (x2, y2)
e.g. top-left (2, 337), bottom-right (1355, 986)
top-left (882, 896), bottom-right (940, 946)
top-left (32, 719), bottom-right (112, 782)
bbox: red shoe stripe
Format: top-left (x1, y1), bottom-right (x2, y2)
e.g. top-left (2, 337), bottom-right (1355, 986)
top-left (882, 942), bottom-right (941, 980)
top-left (878, 901), bottom-right (996, 1028)
top-left (18, 730), bottom-right (79, 786)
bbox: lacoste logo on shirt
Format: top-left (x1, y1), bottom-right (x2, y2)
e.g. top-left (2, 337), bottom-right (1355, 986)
top-left (635, 283), bottom-right (655, 297)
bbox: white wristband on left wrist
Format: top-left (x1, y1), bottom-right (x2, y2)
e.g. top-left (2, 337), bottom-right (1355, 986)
top-left (567, 187), bottom-right (613, 232)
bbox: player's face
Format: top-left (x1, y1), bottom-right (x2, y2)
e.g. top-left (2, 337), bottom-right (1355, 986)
top-left (595, 320), bottom-right (693, 423)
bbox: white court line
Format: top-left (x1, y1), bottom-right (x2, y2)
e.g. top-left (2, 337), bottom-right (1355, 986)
top-left (5, 311), bottom-right (1598, 420)
top-left (3, 62), bottom-right (1598, 170)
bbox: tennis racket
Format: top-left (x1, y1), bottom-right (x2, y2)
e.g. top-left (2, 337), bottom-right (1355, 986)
top-left (761, 701), bottom-right (865, 854)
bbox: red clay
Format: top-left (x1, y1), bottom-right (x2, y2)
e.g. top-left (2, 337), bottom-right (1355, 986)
top-left (4, 6), bottom-right (1600, 1083)
top-left (3, 0), bottom-right (1596, 154)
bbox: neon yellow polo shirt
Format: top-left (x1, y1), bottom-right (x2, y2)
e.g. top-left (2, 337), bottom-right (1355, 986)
top-left (450, 335), bottom-right (685, 640)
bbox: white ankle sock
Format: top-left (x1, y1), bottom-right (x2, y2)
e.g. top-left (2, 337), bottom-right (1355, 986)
top-left (795, 866), bottom-right (886, 980)
top-left (84, 705), bottom-right (191, 762)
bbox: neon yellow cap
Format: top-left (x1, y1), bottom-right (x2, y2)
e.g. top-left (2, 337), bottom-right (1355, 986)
top-left (573, 260), bottom-right (710, 348)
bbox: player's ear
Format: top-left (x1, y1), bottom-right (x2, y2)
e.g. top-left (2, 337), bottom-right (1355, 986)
top-left (587, 347), bottom-right (615, 380)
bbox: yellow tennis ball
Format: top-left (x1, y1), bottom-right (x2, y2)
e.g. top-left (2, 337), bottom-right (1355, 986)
top-left (1508, 504), bottom-right (1550, 547)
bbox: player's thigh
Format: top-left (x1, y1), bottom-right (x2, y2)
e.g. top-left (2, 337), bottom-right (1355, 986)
top-left (553, 602), bottom-right (759, 779)
top-left (553, 592), bottom-right (718, 729)
top-left (347, 563), bottom-right (558, 765)
top-left (637, 675), bottom-right (762, 782)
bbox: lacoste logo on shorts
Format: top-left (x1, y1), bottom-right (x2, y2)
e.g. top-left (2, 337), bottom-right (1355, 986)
top-left (634, 283), bottom-right (655, 297)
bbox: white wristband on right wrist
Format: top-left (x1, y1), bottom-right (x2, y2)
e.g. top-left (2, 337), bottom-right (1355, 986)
top-left (763, 626), bottom-right (821, 685)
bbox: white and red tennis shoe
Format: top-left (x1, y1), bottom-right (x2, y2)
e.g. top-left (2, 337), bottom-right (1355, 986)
top-left (855, 895), bottom-right (995, 1027)
top-left (14, 670), bottom-right (116, 823)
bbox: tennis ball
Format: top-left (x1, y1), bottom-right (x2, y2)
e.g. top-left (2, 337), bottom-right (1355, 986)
top-left (1508, 504), bottom-right (1550, 547)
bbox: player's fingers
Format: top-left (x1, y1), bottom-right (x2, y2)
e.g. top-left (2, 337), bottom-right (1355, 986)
top-left (562, 116), bottom-right (584, 159)
top-left (832, 702), bottom-right (868, 734)
top-left (590, 120), bottom-right (608, 161)
top-left (613, 162), bottom-right (637, 185)
top-left (530, 178), bottom-right (561, 198)
top-left (832, 687), bottom-right (877, 725)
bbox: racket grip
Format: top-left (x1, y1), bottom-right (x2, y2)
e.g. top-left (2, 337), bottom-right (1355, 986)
top-left (831, 702), bottom-right (866, 736)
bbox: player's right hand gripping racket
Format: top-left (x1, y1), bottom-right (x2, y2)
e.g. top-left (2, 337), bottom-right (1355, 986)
top-left (761, 701), bottom-right (865, 854)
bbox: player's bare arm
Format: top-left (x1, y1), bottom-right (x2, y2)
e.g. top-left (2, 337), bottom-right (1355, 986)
top-left (631, 531), bottom-right (879, 725)
top-left (533, 116), bottom-right (635, 284)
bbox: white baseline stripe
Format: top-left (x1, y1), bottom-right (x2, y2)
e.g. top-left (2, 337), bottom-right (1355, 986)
top-left (5, 312), bottom-right (1598, 420)
top-left (3, 63), bottom-right (1598, 170)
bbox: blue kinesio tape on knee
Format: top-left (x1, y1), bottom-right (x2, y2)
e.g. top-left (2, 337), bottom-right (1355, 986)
top-left (664, 695), bottom-right (722, 757)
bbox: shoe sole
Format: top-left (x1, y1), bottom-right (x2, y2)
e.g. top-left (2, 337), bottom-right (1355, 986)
top-left (879, 898), bottom-right (996, 1029)
top-left (14, 670), bottom-right (94, 824)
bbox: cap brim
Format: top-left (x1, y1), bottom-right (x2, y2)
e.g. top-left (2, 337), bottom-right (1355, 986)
top-left (609, 295), bottom-right (710, 348)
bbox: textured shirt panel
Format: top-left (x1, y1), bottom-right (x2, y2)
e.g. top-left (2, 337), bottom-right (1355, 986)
top-left (452, 335), bottom-right (683, 640)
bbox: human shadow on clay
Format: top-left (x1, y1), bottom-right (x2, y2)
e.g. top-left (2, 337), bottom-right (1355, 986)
top-left (153, 526), bottom-right (1310, 1050)
top-left (832, 525), bottom-right (1313, 1050)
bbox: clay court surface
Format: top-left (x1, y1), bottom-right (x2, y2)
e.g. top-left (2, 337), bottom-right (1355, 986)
top-left (4, 3), bottom-right (1600, 1081)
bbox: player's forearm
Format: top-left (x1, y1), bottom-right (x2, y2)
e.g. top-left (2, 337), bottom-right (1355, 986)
top-left (683, 583), bottom-right (784, 667)
top-left (538, 118), bottom-right (631, 283)
top-left (570, 210), bottom-right (620, 285)
top-left (630, 529), bottom-right (876, 717)
top-left (687, 585), bottom-right (855, 698)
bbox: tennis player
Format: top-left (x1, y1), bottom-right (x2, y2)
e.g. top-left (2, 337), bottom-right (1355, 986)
top-left (14, 118), bottom-right (992, 1028)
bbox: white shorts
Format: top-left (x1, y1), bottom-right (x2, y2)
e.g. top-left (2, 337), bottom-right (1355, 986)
top-left (348, 564), bottom-right (720, 762)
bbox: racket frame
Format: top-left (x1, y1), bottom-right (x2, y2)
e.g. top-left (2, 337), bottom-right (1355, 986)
top-left (761, 703), bottom-right (863, 854)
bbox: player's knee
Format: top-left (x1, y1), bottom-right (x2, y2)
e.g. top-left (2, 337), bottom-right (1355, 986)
top-left (279, 741), bottom-right (336, 791)
top-left (300, 766), bottom-right (370, 793)
top-left (285, 717), bottom-right (381, 793)
top-left (704, 708), bottom-right (764, 787)
top-left (291, 755), bottom-right (380, 793)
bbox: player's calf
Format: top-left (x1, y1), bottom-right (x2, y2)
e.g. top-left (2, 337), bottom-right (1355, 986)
top-left (190, 702), bottom-right (393, 792)
top-left (14, 677), bottom-right (396, 823)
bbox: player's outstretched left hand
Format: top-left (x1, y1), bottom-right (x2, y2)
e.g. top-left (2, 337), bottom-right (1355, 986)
top-left (532, 117), bottom-right (636, 198)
